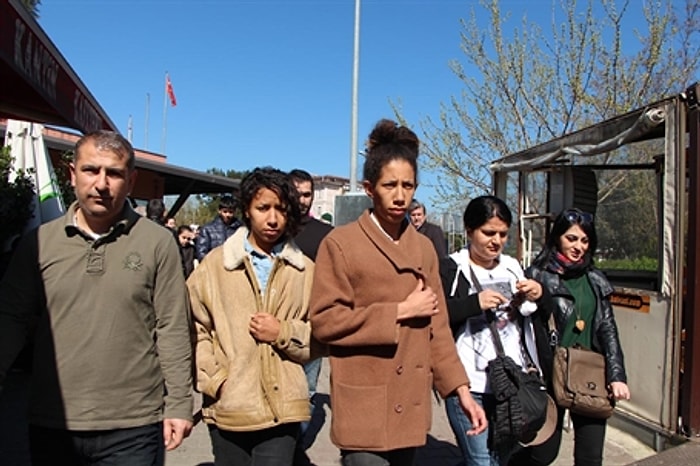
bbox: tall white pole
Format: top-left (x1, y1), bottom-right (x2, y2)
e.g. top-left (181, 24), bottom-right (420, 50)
top-left (349, 0), bottom-right (360, 192)
top-left (127, 114), bottom-right (133, 142)
top-left (144, 93), bottom-right (150, 149)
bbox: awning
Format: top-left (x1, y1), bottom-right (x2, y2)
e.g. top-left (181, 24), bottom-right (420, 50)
top-left (0, 0), bottom-right (117, 133)
top-left (133, 157), bottom-right (240, 196)
top-left (490, 97), bottom-right (671, 173)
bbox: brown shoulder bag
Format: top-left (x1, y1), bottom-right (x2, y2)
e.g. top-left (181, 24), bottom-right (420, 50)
top-left (549, 316), bottom-right (615, 419)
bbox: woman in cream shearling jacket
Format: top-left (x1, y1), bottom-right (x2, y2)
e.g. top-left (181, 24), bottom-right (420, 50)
top-left (187, 167), bottom-right (316, 466)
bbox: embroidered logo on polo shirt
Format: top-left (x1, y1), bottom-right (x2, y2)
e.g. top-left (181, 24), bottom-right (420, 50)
top-left (123, 252), bottom-right (143, 271)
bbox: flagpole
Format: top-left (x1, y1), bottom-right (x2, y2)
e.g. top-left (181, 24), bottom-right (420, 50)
top-left (127, 115), bottom-right (133, 142)
top-left (145, 93), bottom-right (150, 150)
top-left (161, 72), bottom-right (168, 154)
top-left (349, 0), bottom-right (360, 192)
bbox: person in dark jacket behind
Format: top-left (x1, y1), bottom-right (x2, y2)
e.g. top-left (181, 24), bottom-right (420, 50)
top-left (195, 195), bottom-right (241, 262)
top-left (176, 224), bottom-right (196, 278)
top-left (288, 169), bottom-right (333, 465)
top-left (146, 198), bottom-right (167, 225)
top-left (409, 200), bottom-right (447, 258)
top-left (289, 169), bottom-right (333, 262)
top-left (511, 208), bottom-right (630, 466)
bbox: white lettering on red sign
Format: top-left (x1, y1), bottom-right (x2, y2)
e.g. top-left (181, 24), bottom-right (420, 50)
top-left (73, 90), bottom-right (102, 133)
top-left (13, 19), bottom-right (58, 102)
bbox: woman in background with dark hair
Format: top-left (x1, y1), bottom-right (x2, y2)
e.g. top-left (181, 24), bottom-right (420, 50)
top-left (310, 119), bottom-right (486, 466)
top-left (188, 167), bottom-right (316, 466)
top-left (513, 208), bottom-right (630, 466)
top-left (439, 195), bottom-right (550, 466)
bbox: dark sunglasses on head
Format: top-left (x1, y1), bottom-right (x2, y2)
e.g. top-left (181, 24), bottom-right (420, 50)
top-left (564, 210), bottom-right (594, 224)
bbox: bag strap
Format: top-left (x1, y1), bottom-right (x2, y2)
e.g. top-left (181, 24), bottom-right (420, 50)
top-left (469, 266), bottom-right (508, 358)
top-left (470, 265), bottom-right (538, 368)
top-left (547, 313), bottom-right (560, 347)
top-left (449, 262), bottom-right (462, 298)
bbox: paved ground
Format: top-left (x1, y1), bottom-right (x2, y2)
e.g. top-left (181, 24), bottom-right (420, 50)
top-left (164, 359), bottom-right (656, 466)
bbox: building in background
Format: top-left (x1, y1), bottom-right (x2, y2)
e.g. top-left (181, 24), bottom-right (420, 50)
top-left (310, 174), bottom-right (362, 223)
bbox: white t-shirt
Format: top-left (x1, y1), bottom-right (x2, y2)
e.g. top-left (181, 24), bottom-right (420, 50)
top-left (450, 248), bottom-right (540, 394)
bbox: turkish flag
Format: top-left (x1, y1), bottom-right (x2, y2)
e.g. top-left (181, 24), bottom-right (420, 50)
top-left (166, 75), bottom-right (177, 107)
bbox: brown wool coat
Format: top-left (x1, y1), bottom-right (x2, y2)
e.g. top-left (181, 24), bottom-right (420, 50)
top-left (309, 211), bottom-right (470, 451)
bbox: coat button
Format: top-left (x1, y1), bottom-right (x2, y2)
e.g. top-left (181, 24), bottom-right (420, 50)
top-left (396, 365), bottom-right (404, 374)
top-left (394, 404), bottom-right (403, 413)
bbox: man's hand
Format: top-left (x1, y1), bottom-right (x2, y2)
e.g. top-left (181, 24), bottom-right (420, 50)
top-left (455, 385), bottom-right (488, 435)
top-left (397, 278), bottom-right (439, 322)
top-left (163, 418), bottom-right (193, 451)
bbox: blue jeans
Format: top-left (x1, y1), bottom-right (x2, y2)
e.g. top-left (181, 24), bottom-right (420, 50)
top-left (28, 422), bottom-right (164, 466)
top-left (299, 358), bottom-right (322, 438)
top-left (445, 392), bottom-right (515, 466)
top-left (209, 423), bottom-right (299, 466)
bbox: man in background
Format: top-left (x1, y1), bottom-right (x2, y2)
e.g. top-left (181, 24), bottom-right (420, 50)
top-left (409, 199), bottom-right (448, 258)
top-left (165, 217), bottom-right (177, 231)
top-left (0, 131), bottom-right (193, 465)
top-left (289, 170), bottom-right (332, 261)
top-left (176, 224), bottom-right (196, 278)
top-left (146, 198), bottom-right (167, 226)
top-left (195, 194), bottom-right (240, 262)
top-left (288, 169), bottom-right (332, 465)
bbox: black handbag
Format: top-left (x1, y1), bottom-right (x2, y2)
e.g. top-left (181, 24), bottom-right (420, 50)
top-left (469, 267), bottom-right (549, 446)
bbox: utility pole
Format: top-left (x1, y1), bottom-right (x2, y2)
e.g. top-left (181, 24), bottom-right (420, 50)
top-left (349, 0), bottom-right (360, 191)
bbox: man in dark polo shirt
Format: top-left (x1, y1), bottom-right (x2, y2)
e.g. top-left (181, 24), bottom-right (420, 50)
top-left (0, 131), bottom-right (193, 465)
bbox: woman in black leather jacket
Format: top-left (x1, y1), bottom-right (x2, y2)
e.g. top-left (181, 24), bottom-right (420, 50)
top-left (510, 208), bottom-right (630, 466)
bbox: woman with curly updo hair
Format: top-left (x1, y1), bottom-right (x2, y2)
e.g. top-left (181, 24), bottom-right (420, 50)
top-left (188, 167), bottom-right (317, 466)
top-left (310, 119), bottom-right (487, 466)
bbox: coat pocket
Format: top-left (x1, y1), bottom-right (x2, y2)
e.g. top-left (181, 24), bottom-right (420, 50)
top-left (332, 382), bottom-right (387, 449)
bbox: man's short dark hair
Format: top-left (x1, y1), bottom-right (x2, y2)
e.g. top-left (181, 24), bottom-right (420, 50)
top-left (75, 130), bottom-right (135, 171)
top-left (289, 169), bottom-right (314, 191)
top-left (146, 199), bottom-right (166, 223)
top-left (409, 199), bottom-right (426, 214)
top-left (218, 195), bottom-right (236, 211)
top-left (177, 225), bottom-right (193, 235)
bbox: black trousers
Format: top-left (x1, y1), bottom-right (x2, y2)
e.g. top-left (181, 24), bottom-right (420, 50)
top-left (509, 407), bottom-right (607, 466)
top-left (208, 423), bottom-right (299, 466)
top-left (29, 422), bottom-right (164, 466)
top-left (340, 448), bottom-right (417, 466)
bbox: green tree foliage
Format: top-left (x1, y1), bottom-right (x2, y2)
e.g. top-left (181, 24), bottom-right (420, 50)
top-left (55, 150), bottom-right (76, 206)
top-left (174, 168), bottom-right (248, 227)
top-left (0, 145), bottom-right (35, 250)
top-left (394, 0), bottom-right (699, 209)
top-left (20, 0), bottom-right (41, 18)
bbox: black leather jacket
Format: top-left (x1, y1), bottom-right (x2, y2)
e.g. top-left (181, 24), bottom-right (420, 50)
top-left (528, 266), bottom-right (627, 385)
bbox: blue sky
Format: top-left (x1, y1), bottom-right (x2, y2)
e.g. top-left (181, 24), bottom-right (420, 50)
top-left (38, 0), bottom-right (648, 211)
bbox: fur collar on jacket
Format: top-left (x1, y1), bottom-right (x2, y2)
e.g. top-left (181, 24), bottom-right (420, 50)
top-left (222, 227), bottom-right (307, 272)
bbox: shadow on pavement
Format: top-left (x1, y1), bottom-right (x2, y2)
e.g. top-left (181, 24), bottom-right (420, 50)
top-left (415, 434), bottom-right (463, 466)
top-left (301, 393), bottom-right (330, 451)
